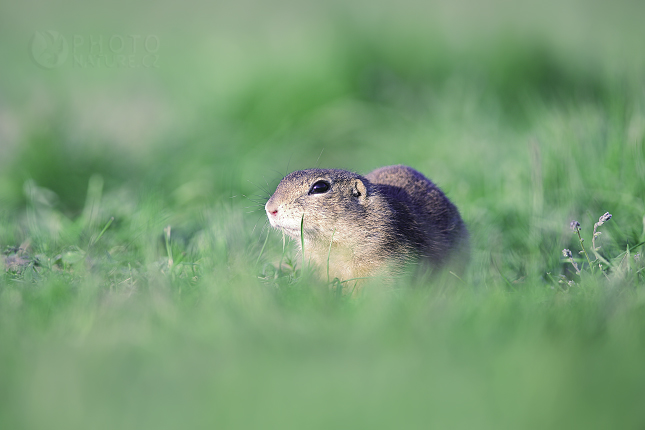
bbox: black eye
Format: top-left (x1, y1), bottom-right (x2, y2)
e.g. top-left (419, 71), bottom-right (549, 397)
top-left (309, 180), bottom-right (330, 194)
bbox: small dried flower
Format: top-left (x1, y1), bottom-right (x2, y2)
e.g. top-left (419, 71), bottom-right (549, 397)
top-left (598, 212), bottom-right (612, 224)
top-left (570, 220), bottom-right (580, 232)
top-left (562, 248), bottom-right (581, 274)
top-left (592, 212), bottom-right (612, 251)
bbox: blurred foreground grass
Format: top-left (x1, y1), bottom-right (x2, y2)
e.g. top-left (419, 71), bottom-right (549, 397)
top-left (1, 0), bottom-right (645, 428)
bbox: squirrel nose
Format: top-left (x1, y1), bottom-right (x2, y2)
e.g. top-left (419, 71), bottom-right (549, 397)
top-left (265, 201), bottom-right (279, 216)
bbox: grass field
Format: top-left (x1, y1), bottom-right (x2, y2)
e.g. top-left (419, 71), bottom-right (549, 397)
top-left (1, 0), bottom-right (645, 428)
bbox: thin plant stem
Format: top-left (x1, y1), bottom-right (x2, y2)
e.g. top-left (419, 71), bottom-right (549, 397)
top-left (300, 215), bottom-right (306, 274)
top-left (568, 256), bottom-right (581, 274)
top-left (326, 228), bottom-right (336, 284)
top-left (574, 228), bottom-right (594, 271)
top-left (338, 276), bottom-right (372, 284)
top-left (164, 225), bottom-right (173, 268)
top-left (91, 217), bottom-right (114, 247)
top-left (278, 232), bottom-right (286, 276)
top-left (256, 227), bottom-right (270, 267)
top-left (592, 223), bottom-right (600, 253)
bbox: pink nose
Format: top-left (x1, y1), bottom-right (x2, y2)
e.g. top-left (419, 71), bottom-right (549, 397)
top-left (265, 201), bottom-right (279, 216)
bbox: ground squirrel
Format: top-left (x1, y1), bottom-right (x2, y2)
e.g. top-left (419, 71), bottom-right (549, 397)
top-left (265, 165), bottom-right (468, 281)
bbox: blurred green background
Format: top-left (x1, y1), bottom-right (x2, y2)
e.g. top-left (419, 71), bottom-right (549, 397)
top-left (1, 0), bottom-right (645, 429)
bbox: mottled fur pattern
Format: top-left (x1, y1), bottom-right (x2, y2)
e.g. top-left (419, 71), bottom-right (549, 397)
top-left (265, 165), bottom-right (468, 281)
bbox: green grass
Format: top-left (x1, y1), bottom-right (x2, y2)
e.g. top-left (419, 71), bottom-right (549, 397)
top-left (2, 0), bottom-right (645, 428)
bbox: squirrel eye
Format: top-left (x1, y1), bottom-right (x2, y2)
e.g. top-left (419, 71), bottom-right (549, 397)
top-left (309, 180), bottom-right (330, 194)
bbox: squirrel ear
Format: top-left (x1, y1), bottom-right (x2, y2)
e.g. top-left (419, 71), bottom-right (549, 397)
top-left (353, 179), bottom-right (368, 200)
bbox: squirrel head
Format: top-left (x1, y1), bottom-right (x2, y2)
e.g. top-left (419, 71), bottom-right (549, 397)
top-left (265, 169), bottom-right (371, 242)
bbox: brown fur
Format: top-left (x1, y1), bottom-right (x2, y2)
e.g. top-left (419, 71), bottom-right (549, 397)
top-left (265, 165), bottom-right (468, 281)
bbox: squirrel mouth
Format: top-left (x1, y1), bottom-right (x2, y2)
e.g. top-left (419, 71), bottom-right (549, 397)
top-left (276, 226), bottom-right (302, 237)
top-left (267, 217), bottom-right (300, 236)
top-left (268, 220), bottom-right (306, 239)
